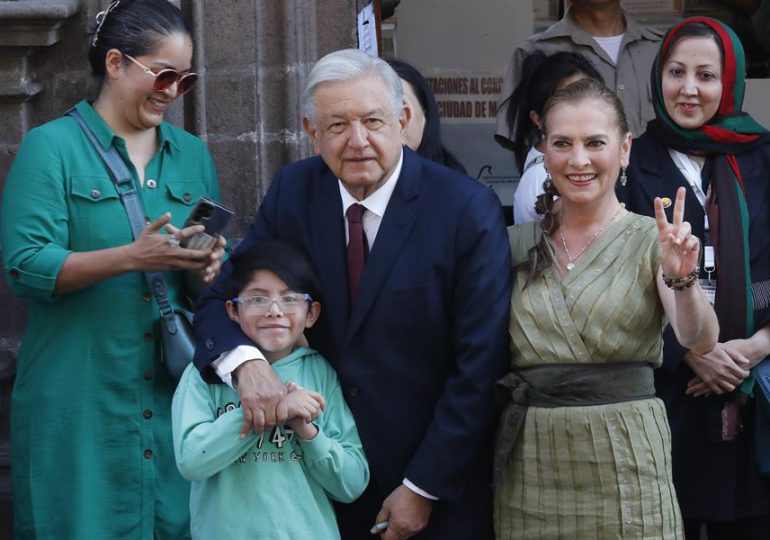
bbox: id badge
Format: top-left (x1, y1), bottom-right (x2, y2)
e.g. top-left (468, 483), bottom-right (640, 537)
top-left (699, 278), bottom-right (717, 305)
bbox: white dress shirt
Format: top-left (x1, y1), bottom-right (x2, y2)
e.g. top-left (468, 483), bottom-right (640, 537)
top-left (338, 151), bottom-right (402, 247)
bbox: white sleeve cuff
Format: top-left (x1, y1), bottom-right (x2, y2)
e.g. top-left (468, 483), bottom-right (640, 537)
top-left (212, 345), bottom-right (267, 389)
top-left (402, 478), bottom-right (439, 501)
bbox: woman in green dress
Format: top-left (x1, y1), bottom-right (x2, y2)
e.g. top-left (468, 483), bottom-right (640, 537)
top-left (1, 1), bottom-right (224, 537)
top-left (493, 78), bottom-right (719, 539)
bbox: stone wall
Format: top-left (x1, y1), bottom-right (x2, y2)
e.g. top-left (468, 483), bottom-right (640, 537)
top-left (185, 0), bottom-right (361, 234)
top-left (0, 0), bottom-right (361, 536)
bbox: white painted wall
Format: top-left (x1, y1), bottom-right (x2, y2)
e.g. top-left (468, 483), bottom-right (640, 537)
top-left (744, 79), bottom-right (770, 128)
top-left (393, 0), bottom-right (535, 207)
top-left (394, 0), bottom-right (532, 71)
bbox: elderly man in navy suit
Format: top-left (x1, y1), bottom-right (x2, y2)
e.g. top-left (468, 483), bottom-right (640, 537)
top-left (193, 49), bottom-right (511, 540)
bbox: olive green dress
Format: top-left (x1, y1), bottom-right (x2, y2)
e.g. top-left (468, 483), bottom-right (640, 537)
top-left (494, 213), bottom-right (684, 539)
top-left (1, 101), bottom-right (220, 539)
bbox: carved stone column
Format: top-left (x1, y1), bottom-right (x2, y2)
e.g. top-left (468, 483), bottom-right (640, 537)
top-left (0, 2), bottom-right (83, 536)
top-left (184, 0), bottom-right (359, 236)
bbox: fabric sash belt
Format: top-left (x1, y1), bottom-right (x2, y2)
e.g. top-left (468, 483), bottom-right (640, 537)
top-left (493, 362), bottom-right (656, 481)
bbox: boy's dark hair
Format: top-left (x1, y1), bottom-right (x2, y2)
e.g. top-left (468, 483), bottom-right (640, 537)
top-left (89, 0), bottom-right (192, 78)
top-left (226, 241), bottom-right (322, 306)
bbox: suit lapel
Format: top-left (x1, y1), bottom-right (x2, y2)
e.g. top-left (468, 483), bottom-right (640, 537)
top-left (309, 170), bottom-right (350, 340)
top-left (344, 151), bottom-right (421, 344)
top-left (635, 138), bottom-right (699, 217)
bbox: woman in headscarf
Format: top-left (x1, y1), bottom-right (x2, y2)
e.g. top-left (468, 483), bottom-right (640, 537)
top-left (620, 16), bottom-right (770, 539)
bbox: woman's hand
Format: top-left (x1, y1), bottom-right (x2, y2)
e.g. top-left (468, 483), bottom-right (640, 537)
top-left (128, 213), bottom-right (210, 272)
top-left (655, 187), bottom-right (700, 279)
top-left (54, 212), bottom-right (211, 295)
top-left (202, 234), bottom-right (227, 283)
top-left (654, 186), bottom-right (718, 352)
top-left (684, 342), bottom-right (751, 396)
top-left (720, 332), bottom-right (770, 369)
top-left (688, 332), bottom-right (770, 396)
top-left (165, 222), bottom-right (227, 283)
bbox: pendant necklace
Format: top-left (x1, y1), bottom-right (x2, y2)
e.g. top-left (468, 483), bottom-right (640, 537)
top-left (559, 205), bottom-right (623, 271)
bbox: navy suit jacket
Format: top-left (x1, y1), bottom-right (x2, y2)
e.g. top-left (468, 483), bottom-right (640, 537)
top-left (193, 148), bottom-right (512, 538)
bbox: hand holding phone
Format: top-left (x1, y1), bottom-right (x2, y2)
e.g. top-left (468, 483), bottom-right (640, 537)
top-left (181, 196), bottom-right (234, 250)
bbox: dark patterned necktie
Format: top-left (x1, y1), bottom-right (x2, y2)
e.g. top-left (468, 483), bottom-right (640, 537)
top-left (346, 203), bottom-right (367, 305)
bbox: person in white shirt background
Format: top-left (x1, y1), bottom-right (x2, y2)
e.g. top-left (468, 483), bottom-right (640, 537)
top-left (500, 51), bottom-right (600, 224)
top-left (495, 0), bottom-right (662, 153)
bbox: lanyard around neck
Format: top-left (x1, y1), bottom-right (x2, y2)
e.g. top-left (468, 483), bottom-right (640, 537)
top-left (668, 149), bottom-right (715, 275)
top-left (669, 149), bottom-right (707, 208)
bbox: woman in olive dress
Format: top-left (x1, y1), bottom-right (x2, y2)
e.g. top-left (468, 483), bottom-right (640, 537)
top-left (494, 78), bottom-right (718, 539)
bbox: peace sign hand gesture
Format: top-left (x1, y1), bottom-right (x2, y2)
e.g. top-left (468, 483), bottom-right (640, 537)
top-left (655, 187), bottom-right (700, 280)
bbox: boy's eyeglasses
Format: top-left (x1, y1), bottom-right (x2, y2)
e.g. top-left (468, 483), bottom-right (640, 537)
top-left (232, 294), bottom-right (313, 314)
top-left (123, 53), bottom-right (198, 96)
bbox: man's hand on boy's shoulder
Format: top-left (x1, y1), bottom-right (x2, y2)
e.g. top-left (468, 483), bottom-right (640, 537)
top-left (282, 382), bottom-right (326, 440)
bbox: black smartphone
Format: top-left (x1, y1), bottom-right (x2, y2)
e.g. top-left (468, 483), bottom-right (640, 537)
top-left (180, 196), bottom-right (234, 250)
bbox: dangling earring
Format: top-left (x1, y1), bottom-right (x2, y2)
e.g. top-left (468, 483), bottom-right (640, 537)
top-left (619, 167), bottom-right (627, 187)
top-left (534, 170), bottom-right (551, 217)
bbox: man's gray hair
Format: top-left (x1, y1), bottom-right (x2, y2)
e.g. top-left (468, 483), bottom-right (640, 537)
top-left (302, 49), bottom-right (403, 124)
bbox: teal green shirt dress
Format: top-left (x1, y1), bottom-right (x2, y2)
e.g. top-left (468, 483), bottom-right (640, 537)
top-left (1, 100), bottom-right (221, 539)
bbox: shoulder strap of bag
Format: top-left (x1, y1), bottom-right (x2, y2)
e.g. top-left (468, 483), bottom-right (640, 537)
top-left (67, 108), bottom-right (179, 334)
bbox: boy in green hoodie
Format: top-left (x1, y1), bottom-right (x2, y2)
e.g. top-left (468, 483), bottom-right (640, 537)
top-left (172, 241), bottom-right (369, 540)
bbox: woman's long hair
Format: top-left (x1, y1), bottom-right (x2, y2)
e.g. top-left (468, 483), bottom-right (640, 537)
top-left (386, 58), bottom-right (467, 174)
top-left (503, 51), bottom-right (601, 172)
